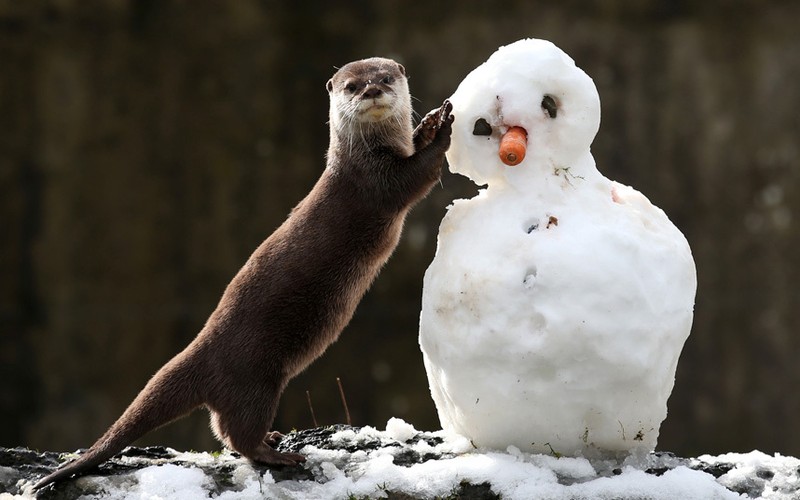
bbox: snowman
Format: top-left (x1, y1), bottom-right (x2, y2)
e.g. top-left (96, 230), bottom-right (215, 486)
top-left (419, 39), bottom-right (696, 458)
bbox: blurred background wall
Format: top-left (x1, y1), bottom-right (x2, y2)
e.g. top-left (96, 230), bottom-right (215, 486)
top-left (1, 0), bottom-right (798, 458)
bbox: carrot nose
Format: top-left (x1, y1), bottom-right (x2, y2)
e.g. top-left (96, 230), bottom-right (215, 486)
top-left (499, 126), bottom-right (528, 166)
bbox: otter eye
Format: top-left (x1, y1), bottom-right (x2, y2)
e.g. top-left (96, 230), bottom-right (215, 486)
top-left (381, 76), bottom-right (393, 85)
top-left (472, 118), bottom-right (492, 136)
top-left (345, 82), bottom-right (357, 93)
top-left (542, 95), bottom-right (558, 118)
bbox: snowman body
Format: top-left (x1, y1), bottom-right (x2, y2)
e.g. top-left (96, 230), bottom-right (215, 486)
top-left (419, 39), bottom-right (696, 457)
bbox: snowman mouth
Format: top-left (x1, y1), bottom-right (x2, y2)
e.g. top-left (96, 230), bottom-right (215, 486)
top-left (499, 126), bottom-right (528, 166)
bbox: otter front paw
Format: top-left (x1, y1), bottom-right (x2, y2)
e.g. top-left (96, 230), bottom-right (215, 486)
top-left (413, 100), bottom-right (454, 151)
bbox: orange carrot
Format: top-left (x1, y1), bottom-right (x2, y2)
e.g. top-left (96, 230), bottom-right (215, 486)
top-left (499, 126), bottom-right (528, 166)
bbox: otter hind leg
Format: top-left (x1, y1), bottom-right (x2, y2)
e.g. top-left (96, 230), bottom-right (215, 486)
top-left (260, 430), bottom-right (305, 463)
top-left (209, 401), bottom-right (305, 466)
top-left (226, 421), bottom-right (305, 466)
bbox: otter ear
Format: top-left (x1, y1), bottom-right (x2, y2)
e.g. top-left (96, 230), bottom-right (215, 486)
top-left (326, 79), bottom-right (333, 93)
top-left (396, 63), bottom-right (406, 76)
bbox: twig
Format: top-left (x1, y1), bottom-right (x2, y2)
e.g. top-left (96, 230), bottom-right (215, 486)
top-left (544, 442), bottom-right (562, 458)
top-left (306, 390), bottom-right (318, 428)
top-left (336, 377), bottom-right (352, 426)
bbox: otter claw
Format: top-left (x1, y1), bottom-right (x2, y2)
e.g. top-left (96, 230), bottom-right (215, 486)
top-left (413, 99), bottom-right (453, 152)
top-left (440, 100), bottom-right (452, 122)
top-left (263, 431), bottom-right (285, 447)
top-left (435, 100), bottom-right (454, 130)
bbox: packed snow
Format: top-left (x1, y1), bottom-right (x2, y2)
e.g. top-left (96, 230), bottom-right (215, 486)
top-left (419, 38), bottom-right (697, 457)
top-left (13, 419), bottom-right (800, 499)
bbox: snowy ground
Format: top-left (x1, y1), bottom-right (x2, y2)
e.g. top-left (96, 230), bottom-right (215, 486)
top-left (3, 419), bottom-right (799, 499)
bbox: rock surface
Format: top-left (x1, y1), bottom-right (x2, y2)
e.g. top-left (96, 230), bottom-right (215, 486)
top-left (2, 424), bottom-right (799, 499)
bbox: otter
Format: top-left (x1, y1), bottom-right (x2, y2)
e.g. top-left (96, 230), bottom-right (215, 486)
top-left (34, 57), bottom-right (453, 490)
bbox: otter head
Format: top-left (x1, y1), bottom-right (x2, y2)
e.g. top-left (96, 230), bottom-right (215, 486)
top-left (326, 57), bottom-right (412, 141)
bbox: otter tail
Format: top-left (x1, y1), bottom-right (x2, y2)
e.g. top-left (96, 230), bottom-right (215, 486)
top-left (33, 356), bottom-right (202, 490)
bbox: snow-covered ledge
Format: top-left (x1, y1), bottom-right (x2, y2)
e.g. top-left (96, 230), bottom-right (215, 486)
top-left (4, 419), bottom-right (798, 499)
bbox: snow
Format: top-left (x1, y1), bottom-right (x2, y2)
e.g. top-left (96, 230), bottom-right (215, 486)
top-left (696, 451), bottom-right (800, 500)
top-left (9, 420), bottom-right (800, 498)
top-left (419, 38), bottom-right (697, 457)
top-left (384, 416), bottom-right (418, 442)
top-left (133, 464), bottom-right (212, 499)
top-left (13, 420), bottom-right (800, 499)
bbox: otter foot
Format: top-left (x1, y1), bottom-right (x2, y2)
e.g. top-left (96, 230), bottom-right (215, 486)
top-left (247, 444), bottom-right (306, 467)
top-left (414, 100), bottom-right (454, 151)
top-left (263, 431), bottom-right (285, 447)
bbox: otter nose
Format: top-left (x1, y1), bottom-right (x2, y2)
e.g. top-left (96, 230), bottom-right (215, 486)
top-left (363, 86), bottom-right (382, 99)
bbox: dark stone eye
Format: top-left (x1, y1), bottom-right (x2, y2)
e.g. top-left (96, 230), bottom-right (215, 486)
top-left (345, 83), bottom-right (357, 93)
top-left (542, 95), bottom-right (557, 118)
top-left (472, 118), bottom-right (492, 136)
top-left (381, 76), bottom-right (393, 85)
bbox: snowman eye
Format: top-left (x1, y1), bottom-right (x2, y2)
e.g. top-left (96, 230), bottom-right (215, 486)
top-left (542, 95), bottom-right (558, 118)
top-left (472, 118), bottom-right (492, 136)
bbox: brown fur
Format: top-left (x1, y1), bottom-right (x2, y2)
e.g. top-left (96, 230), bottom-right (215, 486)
top-left (33, 57), bottom-right (453, 490)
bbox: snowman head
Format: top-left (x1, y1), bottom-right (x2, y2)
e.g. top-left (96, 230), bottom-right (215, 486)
top-left (446, 39), bottom-right (601, 187)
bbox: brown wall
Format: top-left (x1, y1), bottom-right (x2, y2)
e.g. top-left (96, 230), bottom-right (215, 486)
top-left (1, 0), bottom-right (798, 457)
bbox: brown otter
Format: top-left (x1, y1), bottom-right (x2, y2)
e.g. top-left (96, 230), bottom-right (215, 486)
top-left (33, 57), bottom-right (453, 490)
